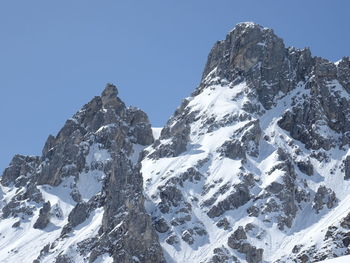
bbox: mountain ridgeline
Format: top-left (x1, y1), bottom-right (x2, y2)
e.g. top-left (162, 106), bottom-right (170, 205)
top-left (1, 22), bottom-right (350, 263)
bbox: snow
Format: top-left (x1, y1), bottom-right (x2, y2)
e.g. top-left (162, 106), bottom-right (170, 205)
top-left (75, 143), bottom-right (109, 201)
top-left (142, 81), bottom-right (267, 262)
top-left (152, 127), bottom-right (162, 140)
top-left (257, 42), bottom-right (267, 47)
top-left (42, 207), bottom-right (104, 263)
top-left (318, 255), bottom-right (350, 263)
top-left (186, 81), bottom-right (247, 122)
top-left (0, 177), bottom-right (76, 262)
top-left (0, 142), bottom-right (111, 262)
top-left (2, 57), bottom-right (350, 262)
top-left (77, 170), bottom-right (104, 201)
top-left (94, 253), bottom-right (114, 263)
top-left (85, 143), bottom-right (111, 165)
top-left (327, 79), bottom-right (348, 98)
top-left (0, 181), bottom-right (105, 262)
top-left (130, 144), bottom-right (146, 165)
top-left (142, 76), bottom-right (350, 262)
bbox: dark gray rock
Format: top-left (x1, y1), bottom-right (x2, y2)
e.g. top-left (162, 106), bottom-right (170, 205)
top-left (219, 139), bottom-right (246, 160)
top-left (201, 22), bottom-right (309, 109)
top-left (208, 247), bottom-right (239, 263)
top-left (166, 235), bottom-right (179, 245)
top-left (149, 99), bottom-right (196, 160)
top-left (228, 226), bottom-right (247, 245)
top-left (34, 243), bottom-right (51, 262)
top-left (216, 217), bottom-right (230, 230)
top-left (96, 155), bottom-right (165, 263)
top-left (154, 218), bottom-right (170, 233)
top-left (127, 107), bottom-right (154, 146)
top-left (181, 229), bottom-right (195, 245)
top-left (12, 221), bottom-right (21, 228)
top-left (179, 167), bottom-right (202, 184)
top-left (246, 247), bottom-right (264, 263)
top-left (340, 212), bottom-right (350, 229)
top-left (278, 74), bottom-right (350, 151)
top-left (150, 124), bottom-right (190, 159)
top-left (313, 186), bottom-right (337, 213)
top-left (158, 184), bottom-right (184, 213)
top-left (33, 201), bottom-right (51, 229)
top-left (239, 120), bottom-right (262, 157)
top-left (207, 184), bottom-right (250, 218)
top-left (2, 199), bottom-right (35, 219)
top-left (297, 160), bottom-right (314, 176)
top-left (1, 155), bottom-right (39, 187)
top-left (227, 226), bottom-right (263, 263)
top-left (266, 182), bottom-right (284, 194)
top-left (337, 57), bottom-right (350, 93)
top-left (68, 202), bottom-right (89, 227)
top-left (1, 83), bottom-right (165, 263)
top-left (55, 255), bottom-right (73, 263)
top-left (344, 156), bottom-right (350, 180)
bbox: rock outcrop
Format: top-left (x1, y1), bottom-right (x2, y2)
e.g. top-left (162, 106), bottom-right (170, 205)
top-left (0, 84), bottom-right (164, 263)
top-left (2, 22), bottom-right (350, 263)
top-left (141, 22), bottom-right (350, 263)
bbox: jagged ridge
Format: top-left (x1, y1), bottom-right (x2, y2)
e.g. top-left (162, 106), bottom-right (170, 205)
top-left (141, 22), bottom-right (350, 263)
top-left (0, 84), bottom-right (165, 263)
top-left (1, 22), bottom-right (350, 263)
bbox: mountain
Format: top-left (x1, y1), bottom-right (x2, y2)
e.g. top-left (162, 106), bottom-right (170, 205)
top-left (1, 22), bottom-right (350, 263)
top-left (0, 85), bottom-right (165, 262)
top-left (141, 22), bottom-right (350, 263)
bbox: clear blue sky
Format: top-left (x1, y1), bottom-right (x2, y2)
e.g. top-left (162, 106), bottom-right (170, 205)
top-left (1, 1), bottom-right (349, 172)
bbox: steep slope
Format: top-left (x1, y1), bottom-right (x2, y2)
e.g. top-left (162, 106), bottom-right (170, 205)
top-left (1, 22), bottom-right (350, 263)
top-left (319, 255), bottom-right (350, 263)
top-left (141, 22), bottom-right (350, 263)
top-left (0, 84), bottom-right (165, 262)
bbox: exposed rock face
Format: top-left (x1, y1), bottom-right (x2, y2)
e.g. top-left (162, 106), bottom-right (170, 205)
top-left (33, 201), bottom-right (51, 229)
top-left (207, 184), bottom-right (250, 218)
top-left (68, 202), bottom-right (90, 227)
top-left (154, 217), bottom-right (170, 233)
top-left (227, 226), bottom-right (264, 263)
top-left (2, 22), bottom-right (350, 263)
top-left (202, 23), bottom-right (312, 109)
top-left (344, 156), bottom-right (350, 179)
top-left (0, 84), bottom-right (164, 262)
top-left (1, 155), bottom-right (40, 187)
top-left (140, 22), bottom-right (350, 263)
top-left (312, 186), bottom-right (337, 213)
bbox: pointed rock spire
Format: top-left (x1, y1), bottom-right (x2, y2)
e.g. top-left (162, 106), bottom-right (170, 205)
top-left (101, 83), bottom-right (120, 108)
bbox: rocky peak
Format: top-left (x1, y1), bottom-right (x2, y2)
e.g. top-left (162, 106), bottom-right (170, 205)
top-left (0, 84), bottom-right (164, 262)
top-left (141, 22), bottom-right (350, 263)
top-left (101, 83), bottom-right (123, 109)
top-left (2, 22), bottom-right (350, 263)
top-left (201, 22), bottom-right (314, 109)
top-left (202, 22), bottom-right (284, 79)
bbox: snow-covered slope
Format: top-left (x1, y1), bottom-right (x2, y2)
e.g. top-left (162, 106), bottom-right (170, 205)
top-left (0, 85), bottom-right (165, 263)
top-left (318, 255), bottom-right (350, 263)
top-left (0, 152), bottom-right (108, 262)
top-left (1, 22), bottom-right (350, 263)
top-left (141, 22), bottom-right (350, 263)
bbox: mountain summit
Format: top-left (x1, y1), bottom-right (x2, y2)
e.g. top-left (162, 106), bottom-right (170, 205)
top-left (1, 22), bottom-right (350, 263)
top-left (0, 84), bottom-right (164, 262)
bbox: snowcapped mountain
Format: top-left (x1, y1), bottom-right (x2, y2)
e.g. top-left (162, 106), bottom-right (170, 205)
top-left (1, 22), bottom-right (350, 263)
top-left (0, 85), bottom-right (165, 262)
top-left (141, 22), bottom-right (350, 263)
